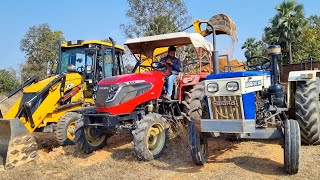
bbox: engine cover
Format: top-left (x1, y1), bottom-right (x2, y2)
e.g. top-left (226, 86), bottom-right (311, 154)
top-left (95, 71), bottom-right (165, 115)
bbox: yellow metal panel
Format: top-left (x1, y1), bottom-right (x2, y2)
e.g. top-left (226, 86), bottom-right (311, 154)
top-left (61, 40), bottom-right (125, 51)
top-left (23, 76), bottom-right (57, 93)
top-left (3, 97), bottom-right (22, 119)
top-left (38, 104), bottom-right (83, 126)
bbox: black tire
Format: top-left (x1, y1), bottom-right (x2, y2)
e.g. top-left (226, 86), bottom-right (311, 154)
top-left (54, 112), bottom-right (81, 146)
top-left (183, 82), bottom-right (208, 130)
top-left (74, 126), bottom-right (108, 154)
top-left (189, 120), bottom-right (208, 165)
top-left (284, 119), bottom-right (301, 174)
top-left (295, 80), bottom-right (320, 145)
top-left (132, 113), bottom-right (168, 161)
top-left (183, 82), bottom-right (208, 165)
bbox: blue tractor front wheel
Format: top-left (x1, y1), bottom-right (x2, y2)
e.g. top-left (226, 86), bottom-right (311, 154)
top-left (284, 119), bottom-right (301, 174)
top-left (189, 120), bottom-right (208, 165)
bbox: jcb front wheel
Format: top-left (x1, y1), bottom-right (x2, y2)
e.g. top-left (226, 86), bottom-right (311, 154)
top-left (55, 112), bottom-right (81, 146)
top-left (132, 113), bottom-right (168, 161)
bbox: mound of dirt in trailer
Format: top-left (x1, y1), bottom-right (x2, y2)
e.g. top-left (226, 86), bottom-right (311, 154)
top-left (1, 133), bottom-right (320, 180)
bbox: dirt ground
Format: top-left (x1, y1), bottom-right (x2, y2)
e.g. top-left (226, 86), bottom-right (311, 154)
top-left (0, 133), bottom-right (319, 180)
top-left (1, 95), bottom-right (319, 180)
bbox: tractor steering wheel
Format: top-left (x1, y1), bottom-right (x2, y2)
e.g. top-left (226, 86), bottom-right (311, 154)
top-left (77, 66), bottom-right (85, 72)
top-left (247, 56), bottom-right (271, 70)
top-left (150, 62), bottom-right (166, 70)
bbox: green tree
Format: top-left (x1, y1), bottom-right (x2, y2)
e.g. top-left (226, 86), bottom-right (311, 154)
top-left (263, 0), bottom-right (306, 64)
top-left (121, 0), bottom-right (191, 38)
top-left (0, 69), bottom-right (19, 94)
top-left (242, 38), bottom-right (267, 59)
top-left (20, 24), bottom-right (64, 81)
top-left (292, 15), bottom-right (320, 62)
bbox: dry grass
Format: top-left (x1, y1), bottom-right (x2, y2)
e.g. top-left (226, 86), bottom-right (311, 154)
top-left (1, 134), bottom-right (320, 180)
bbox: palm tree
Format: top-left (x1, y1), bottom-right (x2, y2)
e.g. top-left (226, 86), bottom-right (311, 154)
top-left (264, 0), bottom-right (306, 64)
top-left (242, 38), bottom-right (267, 60)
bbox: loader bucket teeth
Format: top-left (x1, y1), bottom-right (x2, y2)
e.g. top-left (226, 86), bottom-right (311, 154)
top-left (0, 118), bottom-right (38, 170)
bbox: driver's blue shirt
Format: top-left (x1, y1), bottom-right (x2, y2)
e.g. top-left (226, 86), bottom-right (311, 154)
top-left (160, 56), bottom-right (181, 75)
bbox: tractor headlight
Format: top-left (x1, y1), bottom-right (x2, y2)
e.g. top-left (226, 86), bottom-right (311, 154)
top-left (93, 85), bottom-right (98, 92)
top-left (106, 93), bottom-right (116, 101)
top-left (226, 81), bottom-right (239, 91)
top-left (207, 83), bottom-right (219, 93)
top-left (110, 85), bottom-right (119, 92)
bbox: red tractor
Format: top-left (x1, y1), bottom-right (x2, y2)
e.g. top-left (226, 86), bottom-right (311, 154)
top-left (73, 14), bottom-right (237, 160)
top-left (72, 32), bottom-right (214, 160)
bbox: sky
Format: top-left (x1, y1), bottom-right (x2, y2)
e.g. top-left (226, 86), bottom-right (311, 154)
top-left (0, 0), bottom-right (319, 69)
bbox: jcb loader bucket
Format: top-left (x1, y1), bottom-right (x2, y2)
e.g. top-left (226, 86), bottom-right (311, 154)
top-left (0, 118), bottom-right (38, 170)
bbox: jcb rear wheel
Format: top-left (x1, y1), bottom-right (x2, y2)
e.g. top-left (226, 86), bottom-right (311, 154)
top-left (295, 80), bottom-right (320, 145)
top-left (132, 113), bottom-right (168, 161)
top-left (74, 126), bottom-right (108, 154)
top-left (55, 112), bottom-right (81, 146)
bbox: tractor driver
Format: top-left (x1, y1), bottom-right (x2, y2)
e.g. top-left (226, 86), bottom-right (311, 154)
top-left (160, 46), bottom-right (181, 100)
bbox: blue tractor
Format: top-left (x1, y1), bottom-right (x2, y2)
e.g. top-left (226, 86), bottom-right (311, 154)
top-left (186, 45), bottom-right (302, 174)
top-left (183, 14), bottom-right (320, 174)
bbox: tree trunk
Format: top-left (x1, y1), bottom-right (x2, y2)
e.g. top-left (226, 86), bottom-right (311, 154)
top-left (289, 40), bottom-right (293, 64)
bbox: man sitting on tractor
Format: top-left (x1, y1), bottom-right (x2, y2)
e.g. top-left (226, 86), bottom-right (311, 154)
top-left (160, 46), bottom-right (181, 100)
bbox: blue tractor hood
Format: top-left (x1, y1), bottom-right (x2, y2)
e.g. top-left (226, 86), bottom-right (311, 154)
top-left (206, 71), bottom-right (271, 80)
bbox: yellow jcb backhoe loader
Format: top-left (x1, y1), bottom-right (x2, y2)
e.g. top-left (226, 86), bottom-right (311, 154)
top-left (0, 38), bottom-right (125, 170)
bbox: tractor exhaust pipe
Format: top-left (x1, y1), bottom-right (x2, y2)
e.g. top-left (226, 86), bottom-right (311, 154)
top-left (268, 45), bottom-right (281, 84)
top-left (267, 45), bottom-right (285, 108)
top-left (208, 25), bottom-right (219, 74)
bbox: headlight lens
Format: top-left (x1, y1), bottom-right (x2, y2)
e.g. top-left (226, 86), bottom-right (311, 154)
top-left (110, 85), bottom-right (119, 92)
top-left (207, 83), bottom-right (219, 92)
top-left (93, 85), bottom-right (98, 92)
top-left (106, 93), bottom-right (116, 101)
top-left (226, 82), bottom-right (239, 91)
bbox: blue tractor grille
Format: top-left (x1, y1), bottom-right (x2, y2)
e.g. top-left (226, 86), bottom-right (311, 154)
top-left (209, 95), bottom-right (243, 120)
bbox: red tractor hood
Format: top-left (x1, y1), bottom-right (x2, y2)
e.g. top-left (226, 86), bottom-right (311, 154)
top-left (98, 71), bottom-right (165, 85)
top-left (96, 71), bottom-right (166, 115)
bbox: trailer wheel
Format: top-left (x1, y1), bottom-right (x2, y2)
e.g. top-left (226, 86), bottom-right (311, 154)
top-left (295, 79), bottom-right (320, 145)
top-left (74, 126), bottom-right (108, 154)
top-left (132, 113), bottom-right (168, 161)
top-left (55, 112), bottom-right (81, 146)
top-left (284, 119), bottom-right (301, 174)
top-left (189, 120), bottom-right (208, 165)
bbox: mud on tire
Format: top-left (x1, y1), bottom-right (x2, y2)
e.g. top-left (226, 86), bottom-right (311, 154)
top-left (295, 79), bottom-right (320, 145)
top-left (55, 112), bottom-right (81, 146)
top-left (132, 113), bottom-right (168, 161)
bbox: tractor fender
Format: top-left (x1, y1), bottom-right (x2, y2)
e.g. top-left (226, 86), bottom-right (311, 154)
top-left (288, 70), bottom-right (320, 82)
